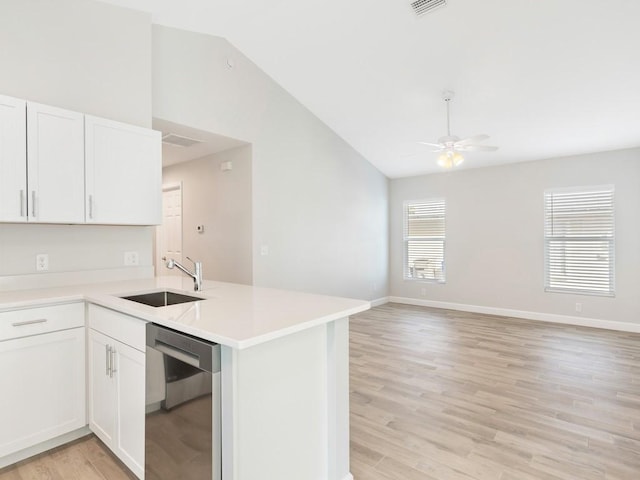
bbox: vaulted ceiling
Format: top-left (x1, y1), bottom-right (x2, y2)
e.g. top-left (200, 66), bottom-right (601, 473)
top-left (103, 0), bottom-right (640, 178)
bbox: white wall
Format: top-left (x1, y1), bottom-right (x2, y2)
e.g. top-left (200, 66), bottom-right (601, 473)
top-left (153, 26), bottom-right (389, 300)
top-left (0, 0), bottom-right (154, 285)
top-left (0, 0), bottom-right (151, 127)
top-left (390, 148), bottom-right (640, 325)
top-left (162, 146), bottom-right (253, 285)
top-left (0, 225), bottom-right (152, 275)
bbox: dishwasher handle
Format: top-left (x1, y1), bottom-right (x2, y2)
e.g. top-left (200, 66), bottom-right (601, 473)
top-left (146, 323), bottom-right (221, 373)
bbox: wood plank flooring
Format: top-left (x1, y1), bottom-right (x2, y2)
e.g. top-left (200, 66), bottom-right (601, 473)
top-left (2, 303), bottom-right (640, 479)
top-left (349, 303), bottom-right (640, 480)
top-left (0, 435), bottom-right (136, 480)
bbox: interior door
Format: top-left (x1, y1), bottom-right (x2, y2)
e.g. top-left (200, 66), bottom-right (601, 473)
top-left (156, 184), bottom-right (183, 275)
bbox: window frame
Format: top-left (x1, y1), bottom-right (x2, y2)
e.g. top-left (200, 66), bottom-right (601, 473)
top-left (543, 185), bottom-right (615, 297)
top-left (403, 198), bottom-right (446, 283)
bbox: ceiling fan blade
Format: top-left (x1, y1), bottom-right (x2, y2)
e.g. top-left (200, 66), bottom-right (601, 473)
top-left (418, 141), bottom-right (444, 149)
top-left (457, 144), bottom-right (499, 152)
top-left (456, 134), bottom-right (490, 145)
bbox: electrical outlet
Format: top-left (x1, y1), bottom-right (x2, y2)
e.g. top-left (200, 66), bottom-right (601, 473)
top-left (260, 245), bottom-right (269, 256)
top-left (36, 253), bottom-right (49, 271)
top-left (575, 302), bottom-right (582, 313)
top-left (124, 251), bottom-right (139, 266)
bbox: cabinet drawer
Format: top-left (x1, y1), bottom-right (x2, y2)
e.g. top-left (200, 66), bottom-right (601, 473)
top-left (0, 303), bottom-right (84, 341)
top-left (88, 304), bottom-right (146, 352)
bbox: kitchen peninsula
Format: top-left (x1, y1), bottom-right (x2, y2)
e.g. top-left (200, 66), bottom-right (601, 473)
top-left (0, 277), bottom-right (369, 480)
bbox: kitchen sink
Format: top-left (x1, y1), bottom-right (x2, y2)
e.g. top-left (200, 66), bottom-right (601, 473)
top-left (120, 291), bottom-right (205, 308)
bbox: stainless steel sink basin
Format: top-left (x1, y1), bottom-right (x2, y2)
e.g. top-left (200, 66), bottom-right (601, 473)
top-left (120, 291), bottom-right (204, 307)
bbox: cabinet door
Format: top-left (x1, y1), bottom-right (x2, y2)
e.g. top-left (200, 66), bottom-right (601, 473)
top-left (85, 115), bottom-right (161, 225)
top-left (0, 95), bottom-right (27, 223)
top-left (113, 341), bottom-right (146, 479)
top-left (26, 102), bottom-right (85, 223)
top-left (0, 327), bottom-right (86, 457)
top-left (88, 329), bottom-right (117, 448)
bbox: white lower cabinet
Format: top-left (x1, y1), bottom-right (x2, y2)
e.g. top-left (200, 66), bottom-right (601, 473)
top-left (88, 305), bottom-right (145, 479)
top-left (0, 303), bottom-right (85, 458)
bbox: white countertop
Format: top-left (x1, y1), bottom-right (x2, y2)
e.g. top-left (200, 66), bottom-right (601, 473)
top-left (0, 277), bottom-right (370, 349)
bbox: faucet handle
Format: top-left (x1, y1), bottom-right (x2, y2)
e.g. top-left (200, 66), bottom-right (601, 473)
top-left (186, 256), bottom-right (203, 266)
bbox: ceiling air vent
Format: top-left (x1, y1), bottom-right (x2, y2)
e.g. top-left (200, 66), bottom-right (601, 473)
top-left (161, 133), bottom-right (204, 148)
top-left (410, 0), bottom-right (447, 17)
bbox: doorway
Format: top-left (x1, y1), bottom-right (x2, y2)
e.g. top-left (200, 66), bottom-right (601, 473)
top-left (155, 183), bottom-right (183, 276)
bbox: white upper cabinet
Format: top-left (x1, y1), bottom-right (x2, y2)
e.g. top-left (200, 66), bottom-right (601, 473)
top-left (27, 102), bottom-right (85, 223)
top-left (85, 115), bottom-right (161, 225)
top-left (0, 95), bottom-right (27, 222)
top-left (0, 94), bottom-right (161, 226)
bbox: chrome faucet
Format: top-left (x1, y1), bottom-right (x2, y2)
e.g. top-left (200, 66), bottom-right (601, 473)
top-left (166, 257), bottom-right (203, 291)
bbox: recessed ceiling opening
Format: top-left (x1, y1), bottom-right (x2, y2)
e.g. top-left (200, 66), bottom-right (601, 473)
top-left (161, 133), bottom-right (204, 148)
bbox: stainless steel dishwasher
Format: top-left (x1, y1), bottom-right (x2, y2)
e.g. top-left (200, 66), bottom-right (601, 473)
top-left (145, 323), bottom-right (221, 480)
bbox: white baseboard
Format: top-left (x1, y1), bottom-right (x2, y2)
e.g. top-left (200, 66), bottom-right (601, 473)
top-left (370, 296), bottom-right (389, 307)
top-left (388, 296), bottom-right (640, 333)
top-left (0, 427), bottom-right (91, 469)
top-left (341, 473), bottom-right (354, 480)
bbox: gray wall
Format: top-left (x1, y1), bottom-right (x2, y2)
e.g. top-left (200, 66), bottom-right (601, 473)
top-left (153, 26), bottom-right (389, 300)
top-left (390, 148), bottom-right (640, 324)
top-left (0, 0), bottom-right (155, 282)
top-left (162, 146), bottom-right (253, 285)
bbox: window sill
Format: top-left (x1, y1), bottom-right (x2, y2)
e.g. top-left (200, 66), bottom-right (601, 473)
top-left (544, 287), bottom-right (615, 298)
top-left (404, 277), bottom-right (446, 285)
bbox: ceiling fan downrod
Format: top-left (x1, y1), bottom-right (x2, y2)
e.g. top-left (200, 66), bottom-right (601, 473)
top-left (443, 90), bottom-right (454, 138)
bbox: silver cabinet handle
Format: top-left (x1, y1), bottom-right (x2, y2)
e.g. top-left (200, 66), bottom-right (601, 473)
top-left (110, 347), bottom-right (116, 378)
top-left (106, 344), bottom-right (111, 376)
top-left (31, 191), bottom-right (36, 217)
top-left (19, 190), bottom-right (25, 217)
top-left (11, 318), bottom-right (47, 327)
top-left (88, 194), bottom-right (93, 219)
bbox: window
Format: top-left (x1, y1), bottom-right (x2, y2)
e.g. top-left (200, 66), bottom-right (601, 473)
top-left (404, 199), bottom-right (445, 282)
top-left (544, 185), bottom-right (615, 296)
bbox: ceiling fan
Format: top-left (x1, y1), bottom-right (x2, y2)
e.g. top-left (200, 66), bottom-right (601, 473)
top-left (420, 90), bottom-right (498, 168)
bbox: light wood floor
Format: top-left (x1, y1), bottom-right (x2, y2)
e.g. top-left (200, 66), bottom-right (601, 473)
top-left (0, 435), bottom-right (136, 480)
top-left (349, 303), bottom-right (640, 480)
top-left (2, 303), bottom-right (640, 479)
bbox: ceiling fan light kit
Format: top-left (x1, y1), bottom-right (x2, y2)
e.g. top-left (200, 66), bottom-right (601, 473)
top-left (421, 90), bottom-right (498, 169)
top-left (437, 150), bottom-right (464, 168)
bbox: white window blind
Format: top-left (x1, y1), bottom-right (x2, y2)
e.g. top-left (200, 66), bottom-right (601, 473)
top-left (544, 186), bottom-right (615, 296)
top-left (404, 199), bottom-right (445, 282)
